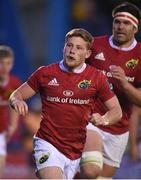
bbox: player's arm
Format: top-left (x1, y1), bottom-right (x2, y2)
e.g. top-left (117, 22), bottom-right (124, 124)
top-left (6, 107), bottom-right (19, 142)
top-left (9, 82), bottom-right (36, 116)
top-left (122, 85), bottom-right (141, 107)
top-left (129, 105), bottom-right (141, 161)
top-left (90, 95), bottom-right (122, 126)
top-left (90, 71), bottom-right (122, 126)
top-left (110, 65), bottom-right (141, 107)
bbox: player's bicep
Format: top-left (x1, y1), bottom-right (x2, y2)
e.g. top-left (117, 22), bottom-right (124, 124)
top-left (104, 95), bottom-right (120, 110)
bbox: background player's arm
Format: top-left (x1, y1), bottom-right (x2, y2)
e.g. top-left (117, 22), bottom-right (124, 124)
top-left (91, 96), bottom-right (122, 126)
top-left (122, 85), bottom-right (141, 107)
top-left (6, 107), bottom-right (20, 142)
top-left (9, 82), bottom-right (36, 115)
top-left (129, 105), bottom-right (141, 161)
top-left (110, 65), bottom-right (141, 107)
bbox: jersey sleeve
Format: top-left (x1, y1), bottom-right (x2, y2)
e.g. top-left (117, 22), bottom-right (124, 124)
top-left (96, 71), bottom-right (115, 102)
top-left (27, 66), bottom-right (45, 92)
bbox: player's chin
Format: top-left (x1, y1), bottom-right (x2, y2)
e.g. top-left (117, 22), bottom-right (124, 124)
top-left (65, 61), bottom-right (76, 68)
top-left (114, 34), bottom-right (126, 42)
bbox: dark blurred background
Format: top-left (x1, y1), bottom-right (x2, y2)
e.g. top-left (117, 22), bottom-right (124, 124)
top-left (0, 0), bottom-right (141, 178)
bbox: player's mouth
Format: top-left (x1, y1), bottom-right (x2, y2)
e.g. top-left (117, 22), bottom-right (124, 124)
top-left (116, 32), bottom-right (126, 36)
top-left (66, 55), bottom-right (76, 61)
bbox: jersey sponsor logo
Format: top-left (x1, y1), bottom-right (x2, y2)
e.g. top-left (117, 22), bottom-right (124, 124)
top-left (47, 96), bottom-right (90, 104)
top-left (63, 90), bottom-right (74, 97)
top-left (48, 78), bottom-right (59, 86)
top-left (102, 70), bottom-right (135, 82)
top-left (94, 52), bottom-right (105, 61)
top-left (78, 80), bottom-right (91, 89)
top-left (106, 80), bottom-right (113, 91)
top-left (39, 153), bottom-right (50, 164)
top-left (125, 59), bottom-right (139, 69)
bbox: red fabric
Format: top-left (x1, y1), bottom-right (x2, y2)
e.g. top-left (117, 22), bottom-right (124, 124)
top-left (87, 35), bottom-right (141, 134)
top-left (0, 75), bottom-right (21, 132)
top-left (27, 63), bottom-right (114, 159)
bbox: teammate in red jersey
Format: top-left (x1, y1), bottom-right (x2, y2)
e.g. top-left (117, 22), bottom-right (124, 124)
top-left (129, 105), bottom-right (141, 161)
top-left (80, 2), bottom-right (141, 179)
top-left (0, 46), bottom-right (21, 178)
top-left (9, 28), bottom-right (122, 179)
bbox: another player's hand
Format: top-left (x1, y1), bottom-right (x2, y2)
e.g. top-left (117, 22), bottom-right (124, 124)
top-left (10, 99), bottom-right (28, 116)
top-left (110, 65), bottom-right (128, 86)
top-left (90, 113), bottom-right (109, 126)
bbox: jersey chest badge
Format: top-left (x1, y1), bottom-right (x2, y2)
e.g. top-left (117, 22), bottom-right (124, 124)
top-left (125, 59), bottom-right (139, 69)
top-left (78, 80), bottom-right (91, 89)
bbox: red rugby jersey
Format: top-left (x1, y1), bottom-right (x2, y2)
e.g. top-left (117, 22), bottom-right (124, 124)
top-left (87, 35), bottom-right (141, 134)
top-left (27, 63), bottom-right (114, 159)
top-left (0, 75), bottom-right (21, 132)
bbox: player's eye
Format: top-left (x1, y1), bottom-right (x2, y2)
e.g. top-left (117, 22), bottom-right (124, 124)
top-left (66, 43), bottom-right (72, 47)
top-left (76, 46), bottom-right (83, 50)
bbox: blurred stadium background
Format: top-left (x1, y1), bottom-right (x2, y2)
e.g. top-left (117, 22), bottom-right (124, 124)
top-left (0, 0), bottom-right (141, 178)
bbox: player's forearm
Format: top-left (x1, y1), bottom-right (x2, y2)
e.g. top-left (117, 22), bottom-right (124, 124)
top-left (104, 105), bottom-right (122, 125)
top-left (103, 96), bottom-right (122, 126)
top-left (9, 84), bottom-right (30, 115)
top-left (91, 106), bottom-right (122, 126)
top-left (129, 114), bottom-right (138, 146)
top-left (6, 108), bottom-right (20, 141)
top-left (122, 82), bottom-right (141, 107)
top-left (9, 89), bottom-right (24, 107)
top-left (9, 108), bottom-right (19, 130)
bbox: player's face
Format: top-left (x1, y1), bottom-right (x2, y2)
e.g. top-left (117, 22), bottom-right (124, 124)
top-left (112, 18), bottom-right (137, 47)
top-left (0, 57), bottom-right (13, 76)
top-left (63, 36), bottom-right (91, 69)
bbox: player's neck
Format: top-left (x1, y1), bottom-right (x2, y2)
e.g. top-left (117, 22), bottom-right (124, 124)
top-left (60, 60), bottom-right (86, 73)
top-left (109, 36), bottom-right (137, 51)
top-left (113, 39), bottom-right (134, 48)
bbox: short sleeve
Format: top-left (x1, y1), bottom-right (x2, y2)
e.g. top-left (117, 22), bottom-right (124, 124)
top-left (27, 66), bottom-right (45, 92)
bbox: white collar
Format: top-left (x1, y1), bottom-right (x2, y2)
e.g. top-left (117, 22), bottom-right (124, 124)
top-left (59, 60), bottom-right (86, 73)
top-left (109, 35), bottom-right (137, 51)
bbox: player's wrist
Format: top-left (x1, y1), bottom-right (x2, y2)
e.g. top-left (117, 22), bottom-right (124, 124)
top-left (10, 97), bottom-right (19, 108)
top-left (102, 114), bottom-right (110, 126)
top-left (121, 79), bottom-right (130, 90)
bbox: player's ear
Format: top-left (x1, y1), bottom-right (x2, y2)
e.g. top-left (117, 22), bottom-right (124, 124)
top-left (85, 49), bottom-right (92, 59)
top-left (134, 26), bottom-right (138, 34)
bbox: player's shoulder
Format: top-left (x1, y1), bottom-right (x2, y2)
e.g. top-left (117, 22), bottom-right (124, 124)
top-left (132, 41), bottom-right (141, 57)
top-left (92, 35), bottom-right (109, 49)
top-left (9, 74), bottom-right (22, 86)
top-left (35, 63), bottom-right (59, 73)
top-left (10, 74), bottom-right (22, 83)
top-left (93, 35), bottom-right (109, 43)
top-left (136, 41), bottom-right (141, 48)
top-left (86, 64), bottom-right (106, 77)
